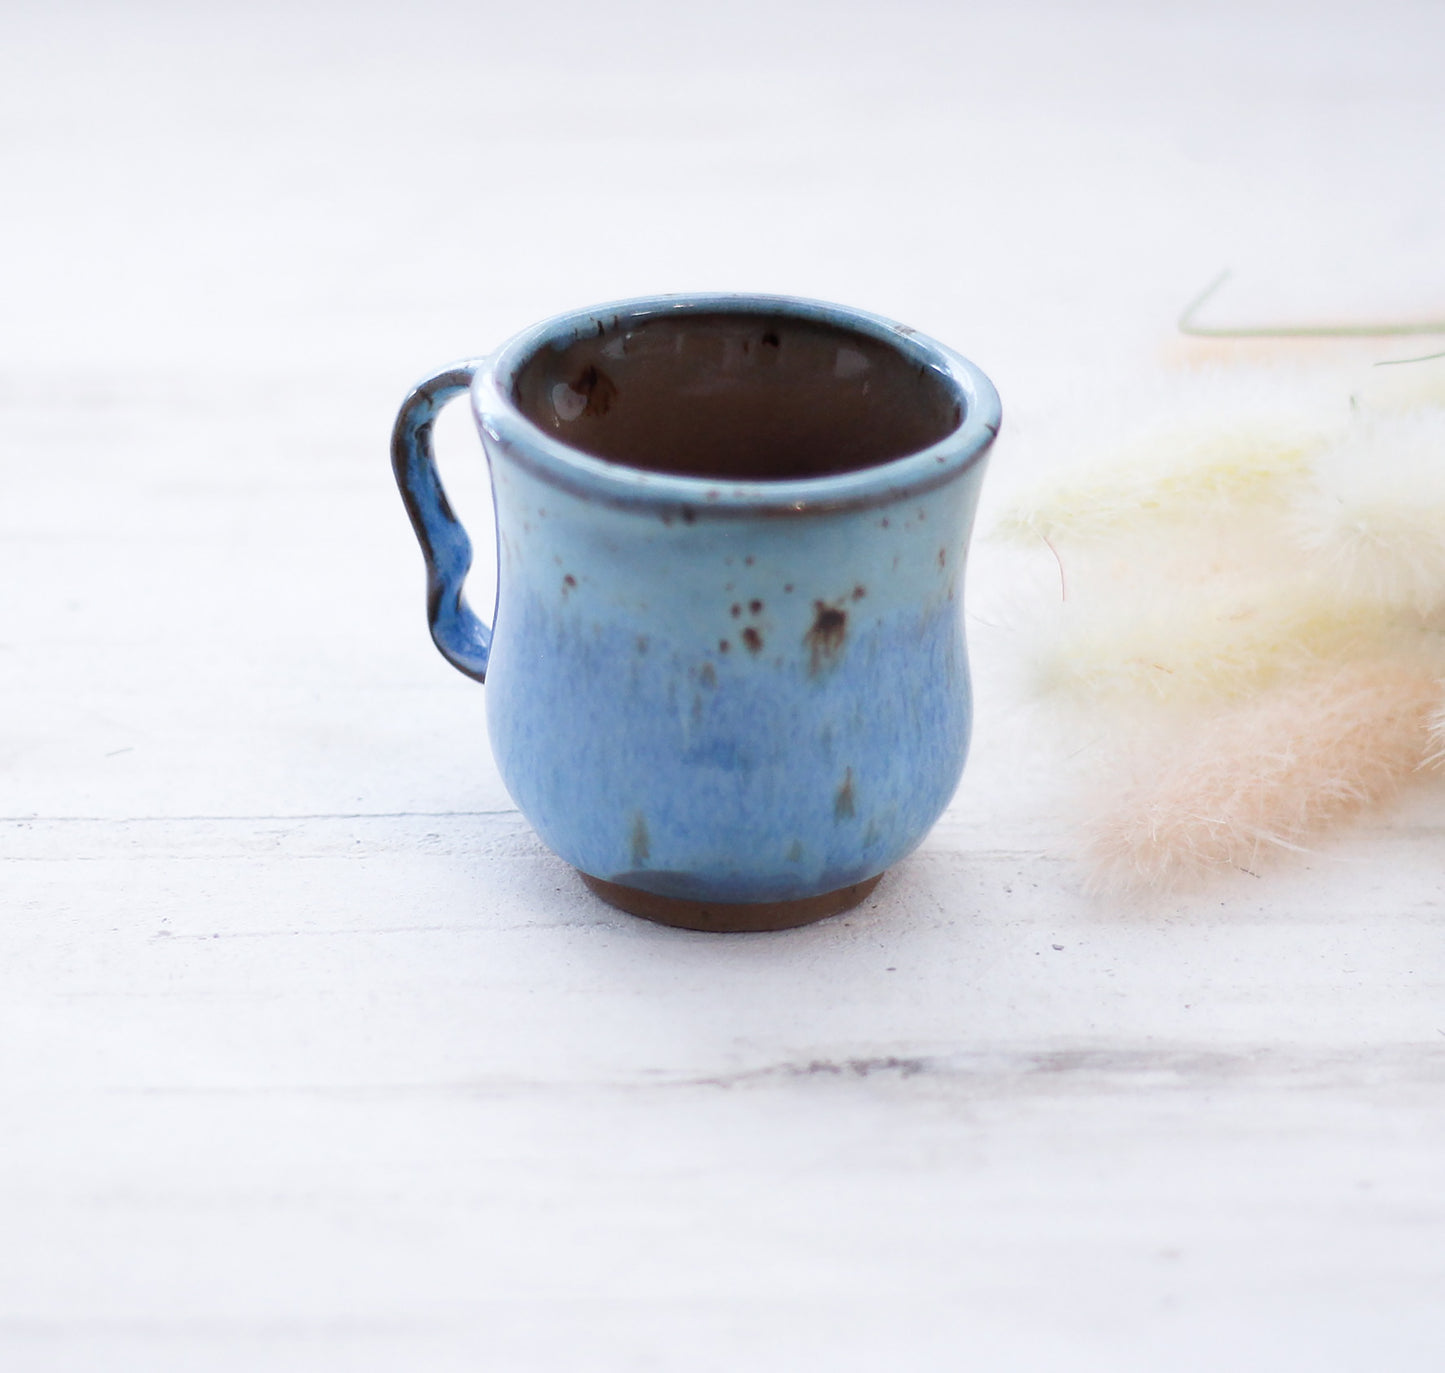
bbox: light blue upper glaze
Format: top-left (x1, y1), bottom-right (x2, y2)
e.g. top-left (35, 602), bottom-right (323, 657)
top-left (394, 294), bottom-right (999, 903)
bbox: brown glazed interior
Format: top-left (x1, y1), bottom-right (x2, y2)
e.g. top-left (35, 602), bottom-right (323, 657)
top-left (512, 311), bottom-right (961, 481)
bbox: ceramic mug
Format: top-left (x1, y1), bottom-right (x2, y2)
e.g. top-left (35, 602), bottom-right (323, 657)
top-left (391, 294), bottom-right (1000, 932)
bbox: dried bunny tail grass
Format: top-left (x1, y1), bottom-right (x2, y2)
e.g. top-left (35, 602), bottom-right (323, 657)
top-left (1033, 585), bottom-right (1419, 705)
top-left (1292, 407), bottom-right (1445, 615)
top-left (993, 418), bottom-right (1329, 546)
top-left (1426, 694), bottom-right (1445, 770)
top-left (1083, 661), bottom-right (1441, 893)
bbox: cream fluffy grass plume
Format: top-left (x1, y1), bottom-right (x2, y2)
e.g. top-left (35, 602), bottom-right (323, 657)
top-left (992, 361), bottom-right (1445, 892)
top-left (1294, 409), bottom-right (1445, 616)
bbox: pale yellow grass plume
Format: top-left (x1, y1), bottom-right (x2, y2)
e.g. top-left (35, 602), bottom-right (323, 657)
top-left (1034, 584), bottom-right (1409, 705)
top-left (1290, 408), bottom-right (1445, 616)
top-left (994, 419), bottom-right (1327, 546)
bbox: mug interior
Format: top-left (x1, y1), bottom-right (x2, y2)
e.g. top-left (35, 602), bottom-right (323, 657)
top-left (510, 311), bottom-right (962, 481)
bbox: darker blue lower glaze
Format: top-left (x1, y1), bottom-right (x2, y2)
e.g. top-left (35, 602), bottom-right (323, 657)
top-left (485, 588), bottom-right (970, 902)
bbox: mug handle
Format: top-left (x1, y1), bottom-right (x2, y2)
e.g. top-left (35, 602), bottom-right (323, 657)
top-left (390, 361), bottom-right (493, 682)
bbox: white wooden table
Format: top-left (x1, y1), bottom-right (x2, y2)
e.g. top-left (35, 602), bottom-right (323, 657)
top-left (4, 2), bottom-right (1443, 1368)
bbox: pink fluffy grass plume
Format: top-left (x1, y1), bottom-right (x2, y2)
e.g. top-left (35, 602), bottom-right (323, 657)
top-left (1085, 662), bottom-right (1442, 893)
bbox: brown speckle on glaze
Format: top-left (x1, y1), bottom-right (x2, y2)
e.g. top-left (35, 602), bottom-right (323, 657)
top-left (783, 583), bottom-right (794, 594)
top-left (851, 585), bottom-right (866, 601)
top-left (718, 639), bottom-right (731, 653)
top-left (630, 812), bottom-right (650, 866)
top-left (731, 603), bottom-right (741, 618)
top-left (805, 601), bottom-right (848, 673)
top-left (834, 769), bottom-right (856, 821)
top-left (699, 663), bottom-right (717, 688)
top-left (938, 548), bottom-right (948, 568)
top-left (562, 574), bottom-right (577, 595)
top-left (571, 364), bottom-right (617, 417)
top-left (741, 626), bottom-right (763, 654)
top-left (749, 599), bottom-right (763, 615)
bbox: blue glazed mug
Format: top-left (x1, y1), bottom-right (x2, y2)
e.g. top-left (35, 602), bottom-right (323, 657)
top-left (392, 294), bottom-right (999, 931)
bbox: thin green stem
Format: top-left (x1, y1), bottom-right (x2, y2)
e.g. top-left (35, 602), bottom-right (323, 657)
top-left (1178, 270), bottom-right (1445, 339)
top-left (1374, 349), bottom-right (1445, 368)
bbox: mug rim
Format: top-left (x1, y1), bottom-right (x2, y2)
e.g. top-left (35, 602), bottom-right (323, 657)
top-left (472, 292), bottom-right (1000, 514)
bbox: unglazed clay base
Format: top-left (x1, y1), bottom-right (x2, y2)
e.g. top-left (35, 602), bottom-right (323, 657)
top-left (579, 872), bottom-right (884, 933)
